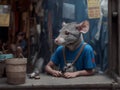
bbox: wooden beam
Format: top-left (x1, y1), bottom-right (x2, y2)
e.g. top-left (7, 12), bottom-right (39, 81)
top-left (48, 11), bottom-right (53, 54)
top-left (108, 0), bottom-right (112, 73)
top-left (118, 0), bottom-right (120, 76)
top-left (108, 0), bottom-right (119, 75)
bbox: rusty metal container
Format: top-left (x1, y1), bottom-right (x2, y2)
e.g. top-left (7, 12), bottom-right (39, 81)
top-left (5, 58), bottom-right (27, 85)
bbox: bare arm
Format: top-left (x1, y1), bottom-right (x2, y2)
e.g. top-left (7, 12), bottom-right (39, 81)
top-left (75, 69), bottom-right (95, 76)
top-left (63, 69), bottom-right (95, 78)
top-left (45, 61), bottom-right (62, 77)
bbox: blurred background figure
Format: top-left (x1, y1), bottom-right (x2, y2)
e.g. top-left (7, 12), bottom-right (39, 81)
top-left (16, 32), bottom-right (27, 57)
top-left (9, 32), bottom-right (27, 58)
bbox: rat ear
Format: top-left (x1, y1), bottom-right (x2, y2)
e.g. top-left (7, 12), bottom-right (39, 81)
top-left (76, 20), bottom-right (89, 34)
top-left (62, 22), bottom-right (67, 27)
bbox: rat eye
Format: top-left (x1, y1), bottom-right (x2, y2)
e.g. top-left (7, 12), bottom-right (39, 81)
top-left (65, 31), bottom-right (70, 35)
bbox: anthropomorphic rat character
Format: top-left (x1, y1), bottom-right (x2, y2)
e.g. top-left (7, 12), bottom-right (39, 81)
top-left (45, 20), bottom-right (96, 78)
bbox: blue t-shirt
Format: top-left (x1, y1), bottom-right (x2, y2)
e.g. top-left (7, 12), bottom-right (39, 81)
top-left (51, 42), bottom-right (96, 71)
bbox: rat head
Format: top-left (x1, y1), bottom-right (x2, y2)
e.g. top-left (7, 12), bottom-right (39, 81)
top-left (55, 20), bottom-right (89, 46)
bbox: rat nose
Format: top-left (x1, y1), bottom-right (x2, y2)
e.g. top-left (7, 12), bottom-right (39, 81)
top-left (55, 39), bottom-right (58, 43)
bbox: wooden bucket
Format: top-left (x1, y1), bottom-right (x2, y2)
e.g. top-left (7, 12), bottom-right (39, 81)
top-left (5, 58), bottom-right (27, 85)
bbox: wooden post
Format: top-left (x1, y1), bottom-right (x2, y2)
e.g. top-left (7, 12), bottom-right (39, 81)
top-left (108, 0), bottom-right (119, 75)
top-left (48, 11), bottom-right (53, 54)
top-left (118, 0), bottom-right (120, 76)
top-left (108, 0), bottom-right (112, 73)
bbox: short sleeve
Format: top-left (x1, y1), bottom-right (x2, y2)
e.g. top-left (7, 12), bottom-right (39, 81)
top-left (83, 45), bottom-right (96, 69)
top-left (50, 46), bottom-right (63, 66)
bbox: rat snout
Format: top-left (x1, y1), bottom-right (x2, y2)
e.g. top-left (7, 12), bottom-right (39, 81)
top-left (55, 38), bottom-right (59, 43)
top-left (54, 37), bottom-right (65, 45)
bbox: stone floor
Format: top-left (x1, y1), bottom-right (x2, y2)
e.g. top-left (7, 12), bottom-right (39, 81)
top-left (0, 73), bottom-right (119, 90)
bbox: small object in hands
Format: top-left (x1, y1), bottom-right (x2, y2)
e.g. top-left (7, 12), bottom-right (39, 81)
top-left (62, 63), bottom-right (74, 73)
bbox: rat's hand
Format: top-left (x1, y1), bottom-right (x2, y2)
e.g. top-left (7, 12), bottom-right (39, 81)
top-left (51, 70), bottom-right (62, 77)
top-left (63, 72), bottom-right (78, 78)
